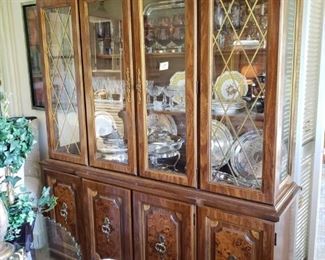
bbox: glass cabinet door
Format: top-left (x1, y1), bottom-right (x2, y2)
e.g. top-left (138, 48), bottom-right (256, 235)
top-left (80, 0), bottom-right (137, 174)
top-left (133, 0), bottom-right (197, 186)
top-left (200, 0), bottom-right (298, 203)
top-left (38, 0), bottom-right (88, 164)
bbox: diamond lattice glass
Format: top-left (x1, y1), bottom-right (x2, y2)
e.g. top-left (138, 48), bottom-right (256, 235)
top-left (211, 0), bottom-right (268, 189)
top-left (45, 7), bottom-right (80, 155)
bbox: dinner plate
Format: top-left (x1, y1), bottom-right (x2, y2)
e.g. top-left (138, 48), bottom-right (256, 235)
top-left (95, 111), bottom-right (117, 138)
top-left (230, 130), bottom-right (263, 181)
top-left (211, 120), bottom-right (234, 167)
top-left (212, 99), bottom-right (246, 115)
top-left (147, 113), bottom-right (177, 135)
top-left (169, 71), bottom-right (185, 104)
top-left (214, 71), bottom-right (248, 102)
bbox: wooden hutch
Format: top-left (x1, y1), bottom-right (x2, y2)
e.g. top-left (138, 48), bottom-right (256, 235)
top-left (37, 0), bottom-right (302, 259)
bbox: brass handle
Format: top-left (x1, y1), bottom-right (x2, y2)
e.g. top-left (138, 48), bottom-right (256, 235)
top-left (60, 202), bottom-right (68, 223)
top-left (154, 234), bottom-right (167, 256)
top-left (228, 256), bottom-right (237, 260)
top-left (136, 68), bottom-right (142, 104)
top-left (101, 217), bottom-right (113, 240)
top-left (125, 68), bottom-right (131, 103)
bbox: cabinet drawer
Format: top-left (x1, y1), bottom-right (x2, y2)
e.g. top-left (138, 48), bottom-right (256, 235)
top-left (133, 192), bottom-right (195, 260)
top-left (83, 180), bottom-right (132, 260)
top-left (198, 206), bottom-right (274, 260)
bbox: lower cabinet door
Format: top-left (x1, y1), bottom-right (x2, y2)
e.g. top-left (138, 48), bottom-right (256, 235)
top-left (198, 206), bottom-right (274, 260)
top-left (45, 170), bottom-right (84, 258)
top-left (83, 180), bottom-right (132, 260)
top-left (133, 192), bottom-right (196, 260)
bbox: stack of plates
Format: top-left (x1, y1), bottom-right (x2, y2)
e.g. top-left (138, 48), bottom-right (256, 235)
top-left (212, 99), bottom-right (246, 115)
top-left (94, 99), bottom-right (124, 136)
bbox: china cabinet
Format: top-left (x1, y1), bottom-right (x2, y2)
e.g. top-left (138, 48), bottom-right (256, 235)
top-left (38, 0), bottom-right (302, 258)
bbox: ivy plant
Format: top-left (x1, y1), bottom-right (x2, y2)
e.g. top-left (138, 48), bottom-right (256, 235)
top-left (5, 187), bottom-right (58, 241)
top-left (0, 117), bottom-right (34, 174)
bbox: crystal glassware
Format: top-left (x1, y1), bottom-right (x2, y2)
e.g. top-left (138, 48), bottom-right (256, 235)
top-left (163, 86), bottom-right (178, 110)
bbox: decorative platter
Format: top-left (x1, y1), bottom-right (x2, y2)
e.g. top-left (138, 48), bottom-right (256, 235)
top-left (230, 129), bottom-right (263, 181)
top-left (169, 71), bottom-right (185, 104)
top-left (211, 120), bottom-right (234, 167)
top-left (214, 71), bottom-right (248, 102)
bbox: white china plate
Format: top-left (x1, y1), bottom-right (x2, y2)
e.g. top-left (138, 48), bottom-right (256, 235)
top-left (169, 71), bottom-right (185, 104)
top-left (214, 71), bottom-right (248, 102)
top-left (95, 111), bottom-right (117, 138)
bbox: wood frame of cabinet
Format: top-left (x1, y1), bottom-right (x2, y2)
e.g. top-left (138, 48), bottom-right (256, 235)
top-left (41, 160), bottom-right (299, 259)
top-left (132, 0), bottom-right (198, 187)
top-left (79, 0), bottom-right (138, 174)
top-left (38, 0), bottom-right (88, 165)
top-left (199, 0), bottom-right (301, 204)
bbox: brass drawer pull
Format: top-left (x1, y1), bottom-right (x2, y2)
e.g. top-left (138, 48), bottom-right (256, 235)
top-left (228, 256), bottom-right (237, 260)
top-left (125, 68), bottom-right (131, 103)
top-left (101, 217), bottom-right (113, 240)
top-left (136, 68), bottom-right (142, 104)
top-left (60, 202), bottom-right (68, 223)
top-left (154, 234), bottom-right (167, 255)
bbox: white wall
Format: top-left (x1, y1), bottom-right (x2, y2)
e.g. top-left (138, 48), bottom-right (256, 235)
top-left (0, 0), bottom-right (48, 160)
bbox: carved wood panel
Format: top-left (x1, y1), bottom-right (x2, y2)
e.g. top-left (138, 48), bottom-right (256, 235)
top-left (53, 182), bottom-right (78, 237)
top-left (212, 223), bottom-right (260, 259)
top-left (198, 206), bottom-right (274, 260)
top-left (145, 206), bottom-right (180, 259)
top-left (83, 180), bottom-right (132, 260)
top-left (46, 172), bottom-right (81, 240)
top-left (44, 169), bottom-right (85, 258)
top-left (133, 192), bottom-right (195, 260)
top-left (94, 194), bottom-right (122, 258)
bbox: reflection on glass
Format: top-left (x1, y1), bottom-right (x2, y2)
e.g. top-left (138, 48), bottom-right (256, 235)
top-left (280, 0), bottom-right (297, 182)
top-left (87, 0), bottom-right (128, 164)
top-left (210, 0), bottom-right (268, 189)
top-left (45, 7), bottom-right (80, 155)
top-left (144, 0), bottom-right (186, 174)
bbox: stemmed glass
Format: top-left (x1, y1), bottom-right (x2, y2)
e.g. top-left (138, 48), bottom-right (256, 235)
top-left (163, 86), bottom-right (178, 110)
top-left (174, 84), bottom-right (185, 110)
top-left (147, 83), bottom-right (163, 110)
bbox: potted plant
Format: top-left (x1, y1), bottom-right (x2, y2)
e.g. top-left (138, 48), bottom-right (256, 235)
top-left (0, 90), bottom-right (57, 257)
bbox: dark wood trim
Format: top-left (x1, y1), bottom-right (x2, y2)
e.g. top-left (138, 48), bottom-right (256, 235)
top-left (132, 0), bottom-right (197, 188)
top-left (79, 0), bottom-right (137, 174)
top-left (37, 0), bottom-right (88, 165)
top-left (41, 159), bottom-right (299, 222)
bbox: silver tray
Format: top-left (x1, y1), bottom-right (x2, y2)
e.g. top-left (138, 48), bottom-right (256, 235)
top-left (230, 129), bottom-right (263, 181)
top-left (148, 132), bottom-right (183, 155)
top-left (211, 120), bottom-right (234, 168)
